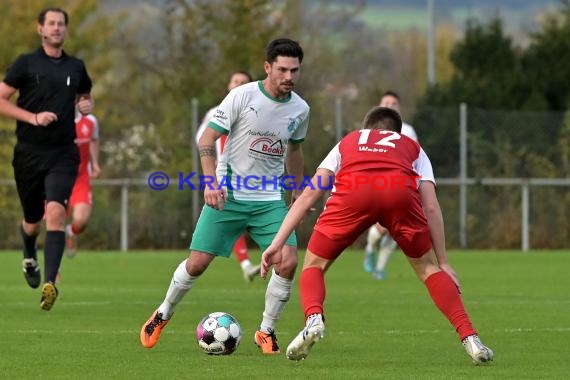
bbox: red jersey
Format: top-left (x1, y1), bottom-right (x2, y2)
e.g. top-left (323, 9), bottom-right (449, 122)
top-left (74, 114), bottom-right (99, 178)
top-left (309, 129), bottom-right (436, 260)
top-left (319, 129), bottom-right (435, 189)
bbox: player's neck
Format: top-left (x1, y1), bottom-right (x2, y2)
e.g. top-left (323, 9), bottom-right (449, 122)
top-left (261, 78), bottom-right (290, 100)
top-left (42, 44), bottom-right (64, 58)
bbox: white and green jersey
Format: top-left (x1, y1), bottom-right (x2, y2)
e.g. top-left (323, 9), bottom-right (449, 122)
top-left (207, 81), bottom-right (310, 201)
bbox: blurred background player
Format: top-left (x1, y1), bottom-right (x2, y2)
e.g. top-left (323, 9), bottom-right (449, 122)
top-left (65, 112), bottom-right (101, 257)
top-left (363, 90), bottom-right (419, 280)
top-left (195, 70), bottom-right (261, 282)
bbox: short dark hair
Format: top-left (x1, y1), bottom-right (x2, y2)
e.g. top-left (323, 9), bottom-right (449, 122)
top-left (381, 90), bottom-right (400, 101)
top-left (38, 7), bottom-right (69, 25)
top-left (362, 106), bottom-right (402, 133)
top-left (265, 38), bottom-right (304, 64)
top-left (231, 70), bottom-right (253, 82)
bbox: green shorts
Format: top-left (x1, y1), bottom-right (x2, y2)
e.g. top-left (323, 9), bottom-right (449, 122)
top-left (190, 199), bottom-right (297, 257)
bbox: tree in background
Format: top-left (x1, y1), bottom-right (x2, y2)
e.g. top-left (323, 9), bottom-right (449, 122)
top-left (415, 6), bottom-right (570, 178)
top-left (2, 0), bottom-right (568, 249)
top-left (412, 1), bottom-right (570, 247)
top-left (523, 0), bottom-right (570, 111)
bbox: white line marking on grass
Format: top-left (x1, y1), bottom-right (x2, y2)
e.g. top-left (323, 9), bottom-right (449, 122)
top-left (338, 327), bottom-right (570, 335)
top-left (8, 327), bottom-right (570, 335)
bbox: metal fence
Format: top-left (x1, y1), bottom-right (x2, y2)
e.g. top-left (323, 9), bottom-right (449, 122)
top-left (0, 102), bottom-right (568, 250)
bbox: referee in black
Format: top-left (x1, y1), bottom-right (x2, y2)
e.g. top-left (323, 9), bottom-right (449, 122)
top-left (0, 7), bottom-right (93, 311)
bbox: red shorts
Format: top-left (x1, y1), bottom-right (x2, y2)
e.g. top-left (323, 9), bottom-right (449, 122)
top-left (308, 179), bottom-right (431, 260)
top-left (69, 176), bottom-right (92, 207)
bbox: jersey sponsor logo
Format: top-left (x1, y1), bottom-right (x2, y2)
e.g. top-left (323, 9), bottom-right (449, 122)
top-left (358, 146), bottom-right (388, 153)
top-left (249, 138), bottom-right (284, 157)
top-left (287, 116), bottom-right (302, 133)
top-left (246, 130), bottom-right (279, 137)
top-left (213, 109), bottom-right (228, 122)
top-left (248, 106), bottom-right (258, 116)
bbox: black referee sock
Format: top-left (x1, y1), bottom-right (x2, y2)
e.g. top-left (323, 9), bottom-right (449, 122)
top-left (44, 231), bottom-right (65, 284)
top-left (20, 224), bottom-right (39, 260)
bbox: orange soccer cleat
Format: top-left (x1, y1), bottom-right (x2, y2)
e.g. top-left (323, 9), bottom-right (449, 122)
top-left (140, 309), bottom-right (170, 348)
top-left (254, 329), bottom-right (280, 354)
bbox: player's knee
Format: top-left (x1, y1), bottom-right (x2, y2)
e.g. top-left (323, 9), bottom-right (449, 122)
top-left (187, 251), bottom-right (213, 276)
top-left (45, 202), bottom-right (67, 227)
top-left (275, 247), bottom-right (298, 278)
top-left (73, 216), bottom-right (89, 232)
top-left (278, 258), bottom-right (298, 276)
top-left (406, 249), bottom-right (438, 282)
top-left (22, 221), bottom-right (41, 236)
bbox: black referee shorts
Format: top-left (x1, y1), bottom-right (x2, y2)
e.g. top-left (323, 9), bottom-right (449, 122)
top-left (12, 143), bottom-right (79, 224)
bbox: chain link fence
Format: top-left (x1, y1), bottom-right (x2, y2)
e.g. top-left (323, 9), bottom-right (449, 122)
top-left (0, 103), bottom-right (568, 250)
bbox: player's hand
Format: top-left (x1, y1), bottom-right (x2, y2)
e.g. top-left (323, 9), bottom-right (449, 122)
top-left (204, 187), bottom-right (227, 210)
top-left (76, 96), bottom-right (93, 115)
top-left (439, 263), bottom-right (461, 293)
top-left (260, 243), bottom-right (283, 279)
top-left (34, 111), bottom-right (58, 126)
top-left (90, 163), bottom-right (101, 178)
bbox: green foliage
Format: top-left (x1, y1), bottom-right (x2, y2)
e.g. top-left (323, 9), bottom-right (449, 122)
top-left (94, 0), bottom-right (368, 179)
top-left (1, 1), bottom-right (569, 249)
top-left (416, 6), bottom-right (570, 180)
top-left (523, 0), bottom-right (570, 110)
top-left (0, 0), bottom-right (112, 211)
top-left (411, 4), bottom-right (570, 248)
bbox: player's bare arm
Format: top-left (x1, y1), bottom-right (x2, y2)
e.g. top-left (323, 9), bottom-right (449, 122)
top-left (419, 180), bottom-right (460, 289)
top-left (199, 127), bottom-right (226, 209)
top-left (89, 139), bottom-right (101, 178)
top-left (261, 168), bottom-right (333, 278)
top-left (285, 142), bottom-right (305, 202)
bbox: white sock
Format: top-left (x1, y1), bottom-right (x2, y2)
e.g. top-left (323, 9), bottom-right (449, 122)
top-left (375, 247), bottom-right (394, 272)
top-left (260, 269), bottom-right (292, 333)
top-left (365, 226), bottom-right (381, 252)
top-left (65, 224), bottom-right (73, 236)
top-left (379, 234), bottom-right (398, 251)
top-left (240, 259), bottom-right (252, 271)
top-left (158, 260), bottom-right (197, 319)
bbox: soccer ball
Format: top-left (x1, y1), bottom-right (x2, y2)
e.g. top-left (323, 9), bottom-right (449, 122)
top-left (196, 312), bottom-right (242, 355)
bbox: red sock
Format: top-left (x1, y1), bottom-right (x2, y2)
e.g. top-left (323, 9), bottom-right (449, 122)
top-left (71, 224), bottom-right (81, 235)
top-left (300, 267), bottom-right (326, 320)
top-left (232, 235), bottom-right (249, 262)
top-left (424, 271), bottom-right (476, 340)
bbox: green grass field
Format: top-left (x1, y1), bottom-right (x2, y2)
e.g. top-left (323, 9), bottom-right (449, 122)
top-left (1, 249), bottom-right (568, 379)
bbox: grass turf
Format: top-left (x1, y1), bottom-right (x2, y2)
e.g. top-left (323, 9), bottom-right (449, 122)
top-left (1, 249), bottom-right (568, 379)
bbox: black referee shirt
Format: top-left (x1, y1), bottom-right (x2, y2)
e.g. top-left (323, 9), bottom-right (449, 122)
top-left (3, 47), bottom-right (92, 147)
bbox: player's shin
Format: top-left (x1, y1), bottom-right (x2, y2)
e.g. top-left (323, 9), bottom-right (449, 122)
top-left (424, 271), bottom-right (476, 340)
top-left (158, 260), bottom-right (197, 319)
top-left (260, 269), bottom-right (292, 332)
top-left (300, 266), bottom-right (326, 318)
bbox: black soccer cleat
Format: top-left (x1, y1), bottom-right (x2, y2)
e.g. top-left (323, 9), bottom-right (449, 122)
top-left (23, 258), bottom-right (41, 289)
